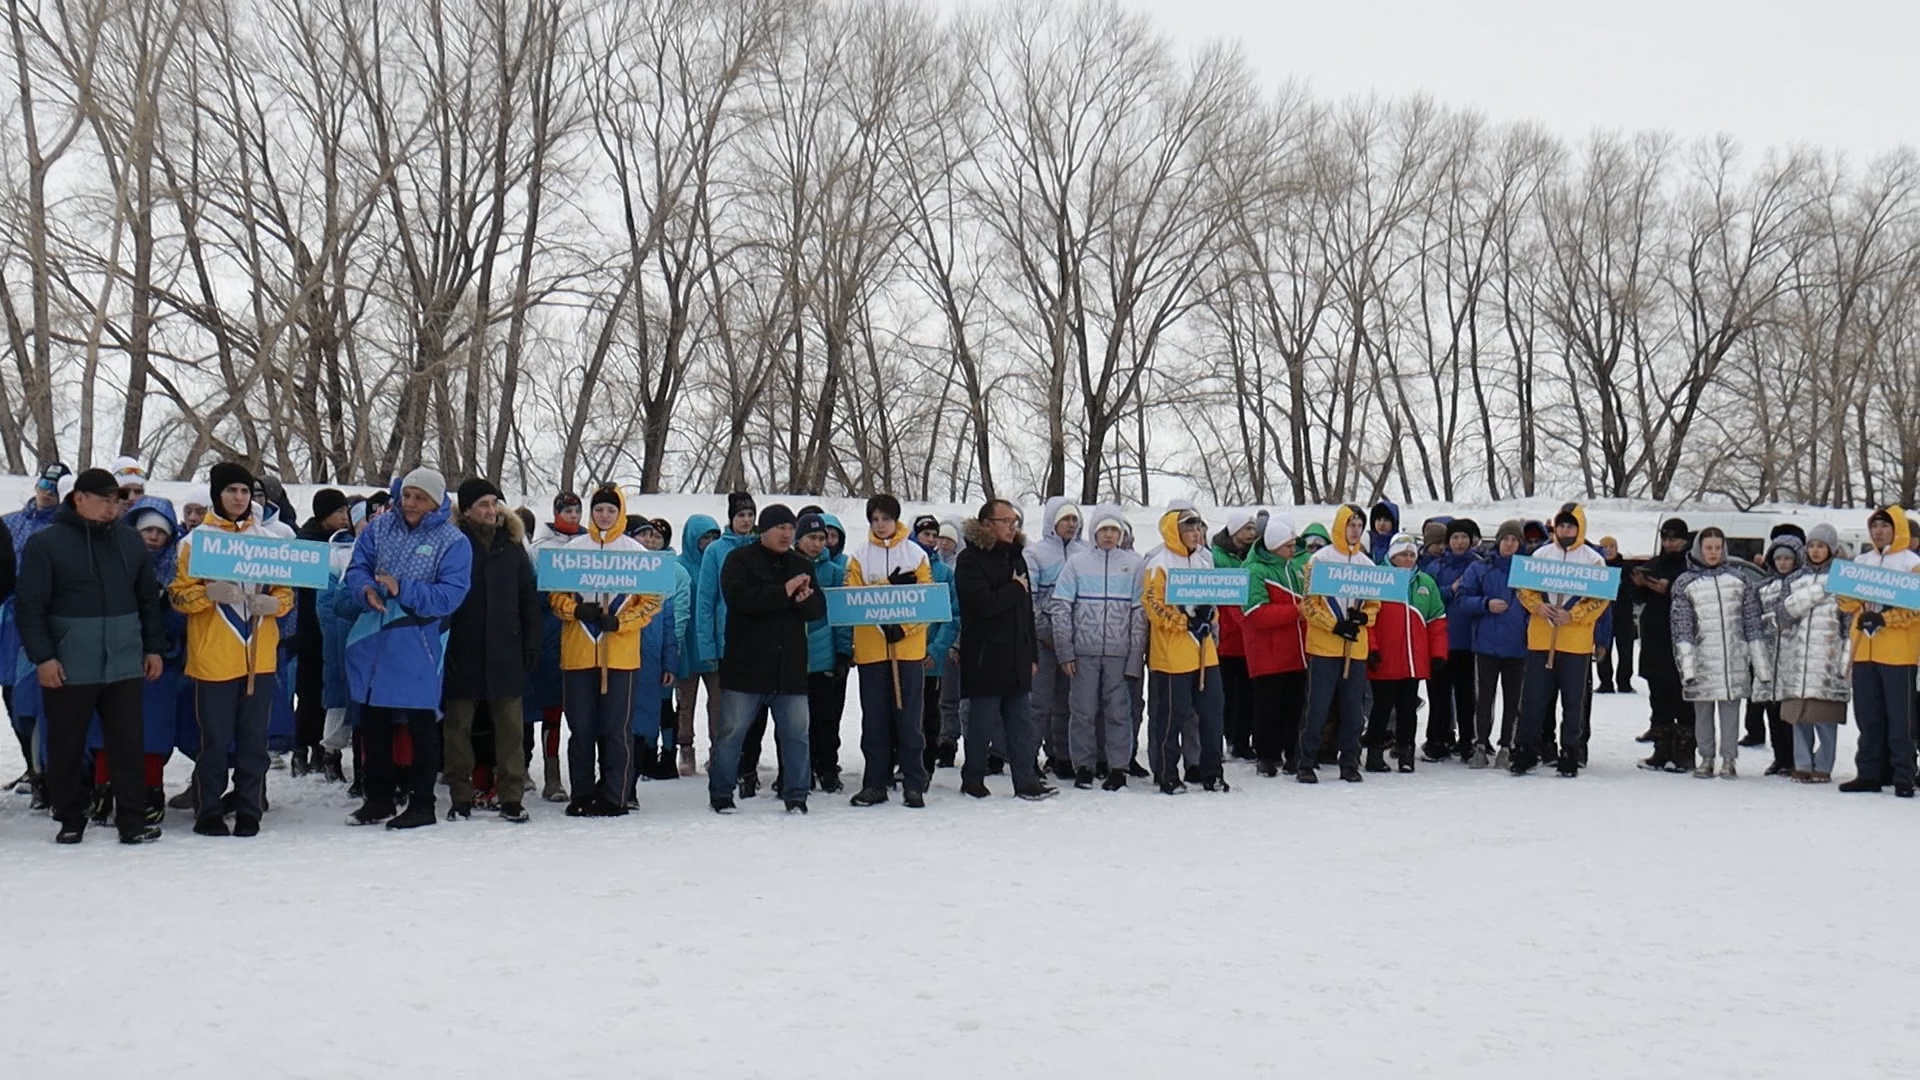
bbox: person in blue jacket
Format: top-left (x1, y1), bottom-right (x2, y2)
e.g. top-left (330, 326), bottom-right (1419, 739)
top-left (911, 514), bottom-right (961, 776)
top-left (1367, 498), bottom-right (1401, 564)
top-left (796, 513), bottom-right (853, 791)
top-left (3, 461), bottom-right (68, 806)
top-left (342, 468), bottom-right (473, 830)
top-left (1422, 518), bottom-right (1483, 763)
top-left (696, 493), bottom-right (767, 787)
top-left (672, 511), bottom-right (722, 776)
top-left (1454, 519), bottom-right (1530, 768)
top-left (627, 585), bottom-right (679, 801)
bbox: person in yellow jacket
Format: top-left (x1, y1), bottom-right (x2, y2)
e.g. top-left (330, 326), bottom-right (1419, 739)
top-left (169, 462), bottom-right (294, 837)
top-left (1508, 503), bottom-right (1609, 777)
top-left (1835, 507), bottom-right (1920, 795)
top-left (843, 494), bottom-right (936, 808)
top-left (1296, 504), bottom-right (1381, 783)
top-left (549, 485), bottom-right (663, 816)
top-left (1140, 508), bottom-right (1227, 794)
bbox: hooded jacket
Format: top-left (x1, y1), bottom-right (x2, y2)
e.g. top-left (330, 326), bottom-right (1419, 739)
top-left (1243, 527), bottom-right (1307, 678)
top-left (805, 517), bottom-right (853, 674)
top-left (1514, 504), bottom-right (1608, 656)
top-left (1368, 563), bottom-right (1449, 681)
top-left (170, 507), bottom-right (297, 682)
top-left (342, 486), bottom-right (474, 711)
top-left (1025, 496), bottom-right (1089, 652)
top-left (844, 520), bottom-right (936, 665)
top-left (1750, 536), bottom-right (1851, 706)
top-left (1836, 506), bottom-right (1920, 666)
top-left (1141, 511), bottom-right (1221, 675)
top-left (1366, 498), bottom-right (1400, 564)
top-left (1455, 548), bottom-right (1529, 659)
top-left (1048, 539), bottom-right (1145, 667)
top-left (954, 518), bottom-right (1037, 697)
top-left (695, 526), bottom-right (757, 670)
top-left (445, 510), bottom-right (541, 699)
top-left (1670, 533), bottom-right (1762, 702)
top-left (15, 503), bottom-right (169, 685)
top-left (550, 489), bottom-right (663, 673)
top-left (1428, 547), bottom-right (1484, 653)
top-left (1303, 504), bottom-right (1382, 660)
top-left (670, 513), bottom-right (719, 678)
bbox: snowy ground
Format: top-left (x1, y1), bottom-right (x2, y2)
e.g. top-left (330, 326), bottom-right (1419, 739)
top-left (2, 686), bottom-right (1914, 1079)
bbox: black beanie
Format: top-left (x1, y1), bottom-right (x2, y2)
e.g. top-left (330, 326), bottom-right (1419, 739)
top-left (71, 468), bottom-right (119, 499)
top-left (757, 503), bottom-right (796, 531)
top-left (208, 461), bottom-right (256, 516)
top-left (1447, 517), bottom-right (1480, 542)
top-left (589, 485), bottom-right (621, 510)
top-left (1659, 516), bottom-right (1691, 539)
top-left (652, 519), bottom-right (673, 546)
top-left (458, 478), bottom-right (502, 513)
top-left (310, 488), bottom-right (349, 524)
top-left (728, 491), bottom-right (757, 520)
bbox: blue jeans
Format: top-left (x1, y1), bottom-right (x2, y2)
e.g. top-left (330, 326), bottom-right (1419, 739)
top-left (711, 690), bottom-right (810, 803)
top-left (1792, 722), bottom-right (1839, 774)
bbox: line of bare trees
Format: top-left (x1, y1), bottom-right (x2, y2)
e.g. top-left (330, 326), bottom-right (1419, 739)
top-left (4, 0), bottom-right (1918, 509)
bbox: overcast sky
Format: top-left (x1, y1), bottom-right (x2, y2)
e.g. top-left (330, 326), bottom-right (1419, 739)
top-left (1125, 0), bottom-right (1916, 161)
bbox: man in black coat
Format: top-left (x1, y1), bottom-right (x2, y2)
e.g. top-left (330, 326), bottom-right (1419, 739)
top-left (15, 468), bottom-right (168, 844)
top-left (953, 499), bottom-right (1057, 801)
top-left (1633, 517), bottom-right (1693, 772)
top-left (441, 479), bottom-right (541, 821)
top-left (711, 504), bottom-right (826, 814)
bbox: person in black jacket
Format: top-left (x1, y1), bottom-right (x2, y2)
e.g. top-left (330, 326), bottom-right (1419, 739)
top-left (441, 479), bottom-right (541, 822)
top-left (953, 500), bottom-right (1057, 801)
top-left (292, 488), bottom-right (351, 777)
top-left (15, 468), bottom-right (169, 844)
top-left (710, 504), bottom-right (825, 815)
top-left (1633, 518), bottom-right (1694, 772)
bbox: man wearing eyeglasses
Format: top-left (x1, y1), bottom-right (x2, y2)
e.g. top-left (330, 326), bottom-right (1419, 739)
top-left (953, 500), bottom-right (1058, 801)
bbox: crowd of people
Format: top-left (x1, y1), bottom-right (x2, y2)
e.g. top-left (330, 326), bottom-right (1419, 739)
top-left (2, 458), bottom-right (1914, 846)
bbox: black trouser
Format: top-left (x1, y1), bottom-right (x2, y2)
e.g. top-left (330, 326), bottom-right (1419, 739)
top-left (1219, 655), bottom-right (1252, 754)
top-left (1297, 655), bottom-right (1367, 766)
top-left (1602, 633), bottom-right (1635, 690)
top-left (1749, 700), bottom-right (1791, 770)
top-left (921, 674), bottom-right (943, 772)
top-left (362, 705), bottom-right (441, 807)
top-left (45, 679), bottom-right (145, 831)
top-left (1366, 677), bottom-right (1422, 751)
top-left (807, 668), bottom-right (848, 777)
top-left (1473, 654), bottom-right (1525, 746)
top-left (193, 676), bottom-right (273, 821)
top-left (1426, 651), bottom-right (1476, 750)
top-left (1518, 652), bottom-right (1591, 755)
top-left (1852, 662), bottom-right (1916, 787)
top-left (1250, 669), bottom-right (1306, 766)
top-left (294, 646), bottom-right (325, 750)
top-left (1644, 661), bottom-right (1691, 759)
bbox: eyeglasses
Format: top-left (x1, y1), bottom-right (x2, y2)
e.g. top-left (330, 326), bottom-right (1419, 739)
top-left (988, 516), bottom-right (1021, 526)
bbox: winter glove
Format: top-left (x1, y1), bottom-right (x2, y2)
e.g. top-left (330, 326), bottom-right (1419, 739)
top-left (1333, 617), bottom-right (1360, 642)
top-left (887, 567), bottom-right (917, 586)
top-left (1192, 605), bottom-right (1216, 626)
top-left (1858, 610), bottom-right (1886, 636)
top-left (1367, 651), bottom-right (1381, 669)
top-left (1186, 615), bottom-right (1213, 640)
top-left (882, 624), bottom-right (906, 645)
top-left (1349, 607), bottom-right (1370, 627)
top-left (574, 601), bottom-right (604, 626)
top-left (245, 593), bottom-right (282, 618)
top-left (599, 610), bottom-right (622, 634)
top-left (205, 581), bottom-right (244, 606)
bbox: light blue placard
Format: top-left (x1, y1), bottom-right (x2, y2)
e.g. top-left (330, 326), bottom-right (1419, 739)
top-left (536, 547), bottom-right (676, 595)
top-left (1508, 555), bottom-right (1620, 598)
top-left (188, 529), bottom-right (331, 589)
top-left (1306, 561), bottom-right (1411, 602)
top-left (825, 585), bottom-right (953, 627)
top-left (1826, 558), bottom-right (1920, 610)
top-left (1166, 567), bottom-right (1249, 606)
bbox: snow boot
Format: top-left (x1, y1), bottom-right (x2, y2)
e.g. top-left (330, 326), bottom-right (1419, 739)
top-left (710, 796), bottom-right (736, 814)
top-left (1556, 755), bottom-right (1579, 778)
top-left (1507, 747), bottom-right (1539, 776)
top-left (144, 787), bottom-right (166, 826)
top-left (89, 787), bottom-right (113, 826)
top-left (499, 802), bottom-right (530, 823)
top-left (1296, 766), bottom-right (1319, 784)
top-left (1256, 759), bottom-right (1279, 778)
top-left (903, 789), bottom-right (925, 809)
top-left (961, 778), bottom-right (991, 798)
top-left (1338, 762), bottom-right (1364, 784)
top-left (1396, 745), bottom-right (1416, 773)
top-left (55, 820), bottom-right (85, 844)
top-left (446, 801), bottom-right (473, 821)
top-left (232, 815), bottom-right (260, 838)
top-left (193, 814), bottom-right (230, 837)
top-left (737, 772), bottom-right (759, 800)
top-left (29, 774), bottom-right (50, 811)
top-left (935, 740), bottom-right (957, 768)
top-left (564, 797), bottom-right (598, 817)
top-left (1364, 746), bottom-right (1390, 774)
top-left (119, 824), bottom-right (161, 845)
top-left (322, 750), bottom-right (346, 783)
top-left (816, 769), bottom-right (844, 794)
top-left (1838, 776), bottom-right (1882, 793)
top-left (1420, 740), bottom-right (1449, 764)
top-left (1896, 783), bottom-right (1915, 798)
top-left (1073, 767), bottom-right (1094, 790)
top-left (289, 746), bottom-right (311, 778)
top-left (850, 788), bottom-right (889, 807)
top-left (1102, 769), bottom-right (1127, 791)
top-left (1127, 757), bottom-right (1149, 778)
top-left (987, 754), bottom-right (1006, 776)
top-left (541, 757), bottom-right (568, 802)
top-left (347, 799), bottom-right (396, 826)
top-left (784, 798), bottom-right (808, 814)
top-left (1157, 774), bottom-right (1187, 796)
top-left (386, 800), bottom-right (437, 830)
top-left (1015, 782), bottom-right (1059, 801)
top-left (1203, 776), bottom-right (1231, 793)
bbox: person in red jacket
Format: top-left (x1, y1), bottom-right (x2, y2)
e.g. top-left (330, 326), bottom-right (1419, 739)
top-left (1243, 516), bottom-right (1308, 776)
top-left (1365, 535), bottom-right (1449, 773)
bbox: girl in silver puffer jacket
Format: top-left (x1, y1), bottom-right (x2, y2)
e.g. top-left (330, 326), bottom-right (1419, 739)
top-left (1671, 527), bottom-right (1763, 777)
top-left (1749, 528), bottom-right (1852, 781)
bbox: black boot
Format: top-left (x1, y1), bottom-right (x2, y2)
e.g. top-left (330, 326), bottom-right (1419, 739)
top-left (1364, 746), bottom-right (1390, 773)
top-left (1127, 757), bottom-right (1149, 778)
top-left (1073, 767), bottom-right (1094, 790)
top-left (322, 751), bottom-right (346, 783)
top-left (1296, 766), bottom-right (1318, 784)
top-left (347, 798), bottom-right (397, 826)
top-left (1397, 746), bottom-right (1416, 774)
top-left (935, 740), bottom-right (957, 768)
top-left (89, 786), bottom-right (114, 826)
top-left (289, 746), bottom-right (312, 778)
top-left (1256, 760), bottom-right (1279, 778)
top-left (1338, 752), bottom-right (1363, 783)
top-left (1101, 769), bottom-right (1127, 791)
top-left (144, 786), bottom-right (166, 826)
top-left (850, 787), bottom-right (889, 807)
top-left (55, 819), bottom-right (85, 844)
top-left (1509, 747), bottom-right (1540, 776)
top-left (386, 799), bottom-right (438, 829)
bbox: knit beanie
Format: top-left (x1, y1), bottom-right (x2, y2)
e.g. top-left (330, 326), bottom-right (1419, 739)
top-left (457, 478), bottom-right (502, 514)
top-left (208, 461), bottom-right (257, 514)
top-left (310, 488), bottom-right (349, 524)
top-left (1495, 519), bottom-right (1525, 545)
top-left (728, 492), bottom-right (757, 520)
top-left (72, 468), bottom-right (120, 499)
top-left (590, 485), bottom-right (621, 509)
top-left (1447, 518), bottom-right (1480, 543)
top-left (1421, 520), bottom-right (1448, 548)
top-left (400, 466), bottom-right (447, 506)
top-left (758, 503), bottom-right (797, 531)
top-left (553, 491), bottom-right (582, 515)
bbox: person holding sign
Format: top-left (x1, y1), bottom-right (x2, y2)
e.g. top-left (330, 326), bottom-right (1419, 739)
top-left (1834, 507), bottom-right (1920, 797)
top-left (1296, 504), bottom-right (1380, 784)
top-left (343, 468), bottom-right (474, 830)
top-left (550, 486), bottom-right (663, 817)
top-left (1509, 504), bottom-right (1609, 778)
top-left (844, 494), bottom-right (936, 809)
top-left (1141, 508), bottom-right (1228, 794)
top-left (170, 463), bottom-right (296, 836)
top-left (1050, 508), bottom-right (1146, 791)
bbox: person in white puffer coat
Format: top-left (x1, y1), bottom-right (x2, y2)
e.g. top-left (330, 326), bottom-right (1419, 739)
top-left (1748, 528), bottom-right (1852, 782)
top-left (1671, 527), bottom-right (1762, 778)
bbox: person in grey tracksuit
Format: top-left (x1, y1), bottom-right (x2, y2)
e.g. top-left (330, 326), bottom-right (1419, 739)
top-left (1049, 511), bottom-right (1146, 787)
top-left (1026, 496), bottom-right (1089, 773)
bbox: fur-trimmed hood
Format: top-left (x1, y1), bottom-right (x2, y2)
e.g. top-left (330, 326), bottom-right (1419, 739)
top-left (963, 517), bottom-right (1025, 552)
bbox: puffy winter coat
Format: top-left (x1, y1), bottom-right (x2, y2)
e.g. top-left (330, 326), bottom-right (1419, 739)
top-left (1368, 570), bottom-right (1449, 681)
top-left (1428, 548), bottom-right (1483, 653)
top-left (1514, 503), bottom-right (1608, 656)
top-left (1243, 541), bottom-right (1306, 677)
top-left (670, 512), bottom-right (719, 678)
top-left (1211, 511), bottom-right (1257, 659)
top-left (631, 594), bottom-right (679, 734)
top-left (1750, 539), bottom-right (1850, 705)
top-left (1048, 543), bottom-right (1145, 666)
top-left (1302, 504), bottom-right (1382, 660)
top-left (342, 488), bottom-right (473, 711)
top-left (805, 533), bottom-right (852, 674)
top-left (924, 548), bottom-right (961, 678)
top-left (170, 509), bottom-right (297, 681)
top-left (954, 518), bottom-right (1037, 698)
top-left (1025, 496), bottom-right (1089, 653)
top-left (1141, 511), bottom-right (1220, 675)
top-left (844, 524), bottom-right (935, 664)
top-left (695, 528), bottom-right (755, 670)
top-left (443, 511), bottom-right (540, 700)
top-left (1366, 498), bottom-right (1400, 564)
top-left (1836, 506), bottom-right (1920, 666)
top-left (1456, 552), bottom-right (1529, 660)
top-left (718, 538), bottom-right (826, 696)
top-left (549, 489), bottom-right (663, 673)
top-left (1670, 538), bottom-right (1761, 703)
